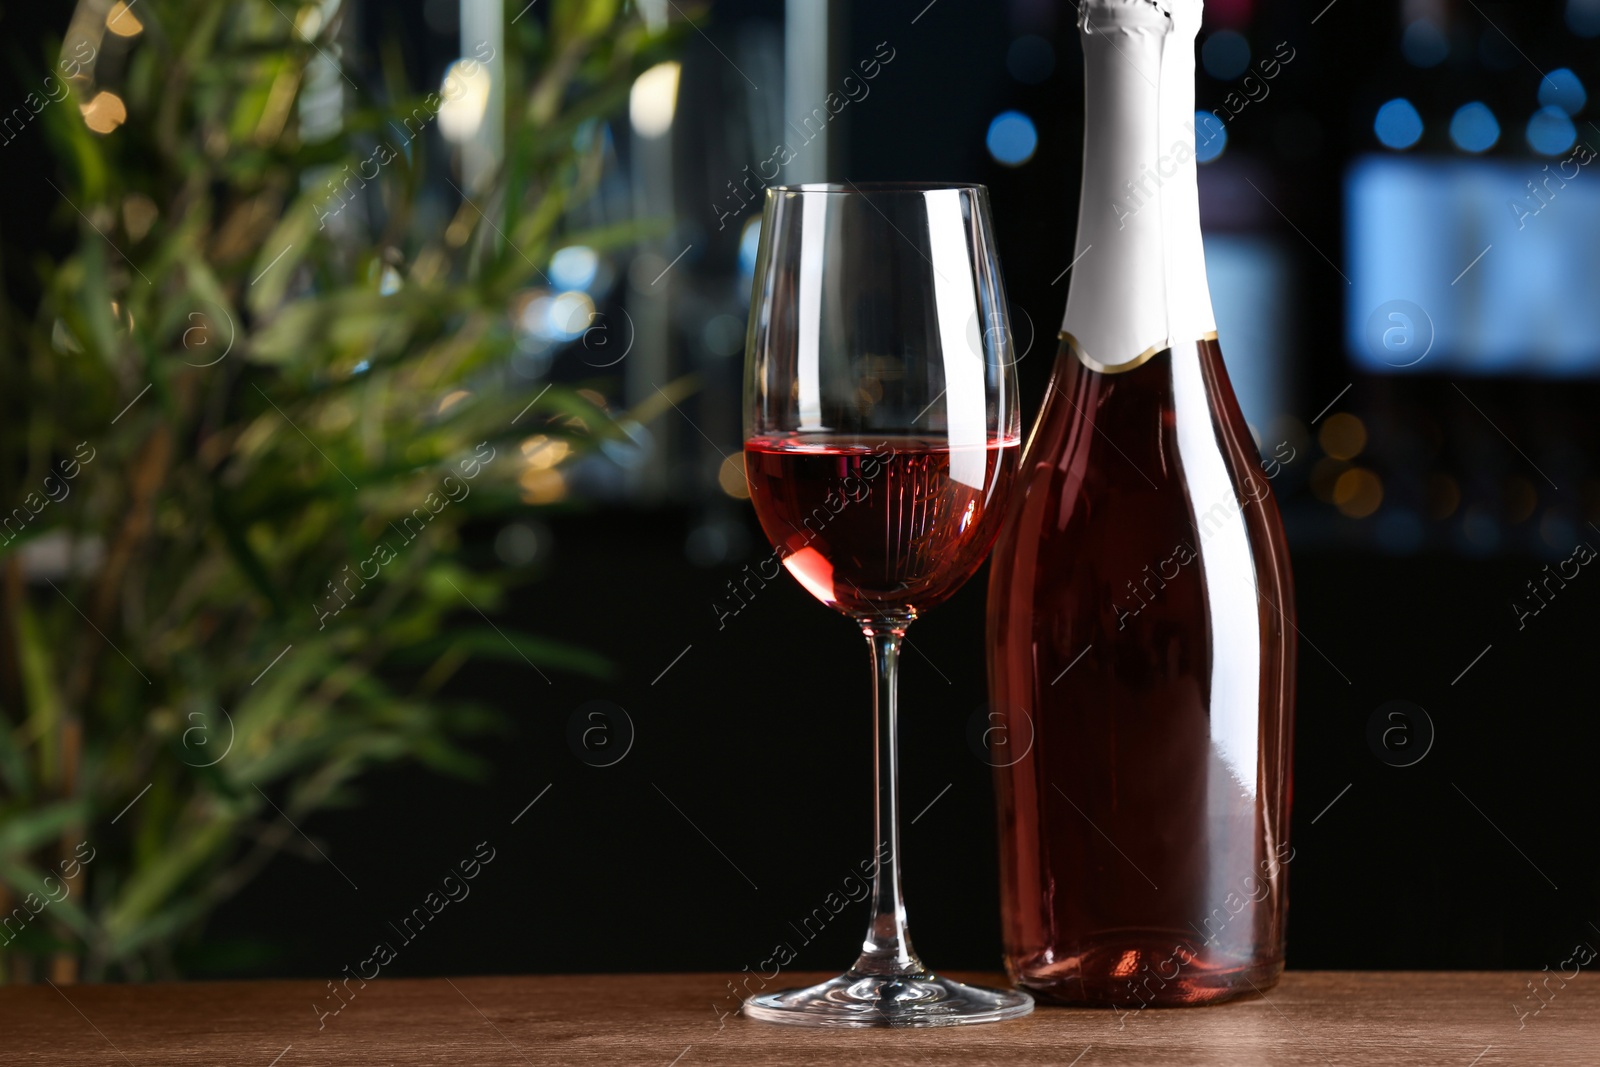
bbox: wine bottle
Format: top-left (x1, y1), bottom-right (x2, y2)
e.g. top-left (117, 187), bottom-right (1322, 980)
top-left (985, 0), bottom-right (1296, 1009)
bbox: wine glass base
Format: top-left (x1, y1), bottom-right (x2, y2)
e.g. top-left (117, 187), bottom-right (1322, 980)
top-left (743, 971), bottom-right (1034, 1028)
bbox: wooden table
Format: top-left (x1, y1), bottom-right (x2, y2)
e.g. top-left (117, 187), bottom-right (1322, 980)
top-left (3, 971), bottom-right (1589, 1065)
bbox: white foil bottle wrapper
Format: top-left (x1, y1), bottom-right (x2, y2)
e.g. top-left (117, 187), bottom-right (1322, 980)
top-left (1061, 0), bottom-right (1218, 370)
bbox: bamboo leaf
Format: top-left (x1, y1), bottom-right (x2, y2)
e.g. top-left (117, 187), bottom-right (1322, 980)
top-left (12, 601), bottom-right (65, 791)
top-left (103, 817), bottom-right (234, 946)
top-left (0, 799), bottom-right (89, 858)
top-left (394, 626), bottom-right (609, 680)
top-left (245, 197), bottom-right (320, 317)
top-left (0, 855), bottom-right (96, 939)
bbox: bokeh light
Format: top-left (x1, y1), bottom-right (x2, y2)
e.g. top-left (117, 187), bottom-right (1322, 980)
top-left (518, 467), bottom-right (566, 505)
top-left (546, 291), bottom-right (594, 340)
top-left (1525, 106), bottom-right (1577, 155)
top-left (1333, 468), bottom-right (1384, 518)
top-left (1538, 68), bottom-right (1587, 116)
top-left (438, 59), bottom-right (492, 143)
top-left (521, 434), bottom-right (572, 470)
top-left (518, 289), bottom-right (595, 342)
top-left (717, 454), bottom-right (750, 499)
top-left (1195, 111), bottom-right (1228, 163)
top-left (1374, 98), bottom-right (1424, 149)
top-left (986, 111), bottom-right (1038, 167)
top-left (122, 194), bottom-right (158, 241)
top-left (106, 0), bottom-right (144, 36)
top-left (80, 91), bottom-right (127, 134)
top-left (1319, 413), bottom-right (1368, 460)
top-left (494, 521), bottom-right (546, 567)
top-left (702, 314), bottom-right (744, 357)
top-left (1401, 19), bottom-right (1449, 67)
top-left (1568, 0), bottom-right (1600, 37)
top-left (1201, 31), bottom-right (1251, 81)
top-left (629, 62), bottom-right (681, 139)
top-left (1449, 102), bottom-right (1500, 153)
top-left (549, 245), bottom-right (599, 291)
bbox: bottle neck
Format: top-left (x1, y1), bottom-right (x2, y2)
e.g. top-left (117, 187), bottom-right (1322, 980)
top-left (1061, 0), bottom-right (1216, 370)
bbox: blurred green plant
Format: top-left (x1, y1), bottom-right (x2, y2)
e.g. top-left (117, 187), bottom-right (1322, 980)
top-left (0, 0), bottom-right (680, 982)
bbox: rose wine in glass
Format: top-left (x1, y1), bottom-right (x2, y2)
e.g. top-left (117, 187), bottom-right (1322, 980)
top-left (743, 436), bottom-right (1017, 616)
top-left (985, 0), bottom-right (1296, 1010)
top-left (740, 184), bottom-right (1031, 1027)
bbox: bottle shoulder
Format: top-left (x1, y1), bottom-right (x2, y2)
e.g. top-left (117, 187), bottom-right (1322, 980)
top-left (987, 340), bottom-right (1296, 677)
top-left (998, 339), bottom-right (1290, 565)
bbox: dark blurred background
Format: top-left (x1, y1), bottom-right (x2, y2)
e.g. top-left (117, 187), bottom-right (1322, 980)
top-left (6, 0), bottom-right (1598, 980)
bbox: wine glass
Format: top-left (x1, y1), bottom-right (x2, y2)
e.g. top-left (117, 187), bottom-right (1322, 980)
top-left (739, 182), bottom-right (1030, 1027)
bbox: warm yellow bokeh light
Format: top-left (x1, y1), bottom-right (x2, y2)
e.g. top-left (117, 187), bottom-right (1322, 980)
top-left (718, 454), bottom-right (750, 499)
top-left (1333, 468), bottom-right (1383, 518)
top-left (1318, 413), bottom-right (1367, 461)
top-left (80, 91), bottom-right (128, 134)
top-left (519, 467), bottom-right (566, 505)
top-left (520, 435), bottom-right (571, 470)
top-left (107, 1), bottom-right (144, 36)
top-left (122, 193), bottom-right (158, 241)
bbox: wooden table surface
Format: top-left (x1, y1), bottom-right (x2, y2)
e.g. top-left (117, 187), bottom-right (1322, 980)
top-left (2, 971), bottom-right (1589, 1065)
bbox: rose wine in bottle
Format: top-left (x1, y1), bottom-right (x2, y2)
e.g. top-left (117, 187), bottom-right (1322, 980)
top-left (985, 0), bottom-right (1296, 1009)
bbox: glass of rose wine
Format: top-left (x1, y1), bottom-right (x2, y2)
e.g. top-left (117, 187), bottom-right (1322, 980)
top-left (739, 183), bottom-right (1030, 1027)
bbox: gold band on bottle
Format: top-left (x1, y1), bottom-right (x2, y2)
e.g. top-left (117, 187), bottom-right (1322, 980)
top-left (1062, 331), bottom-right (1219, 374)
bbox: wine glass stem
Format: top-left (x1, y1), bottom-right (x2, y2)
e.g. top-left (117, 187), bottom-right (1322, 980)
top-left (852, 618), bottom-right (927, 978)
